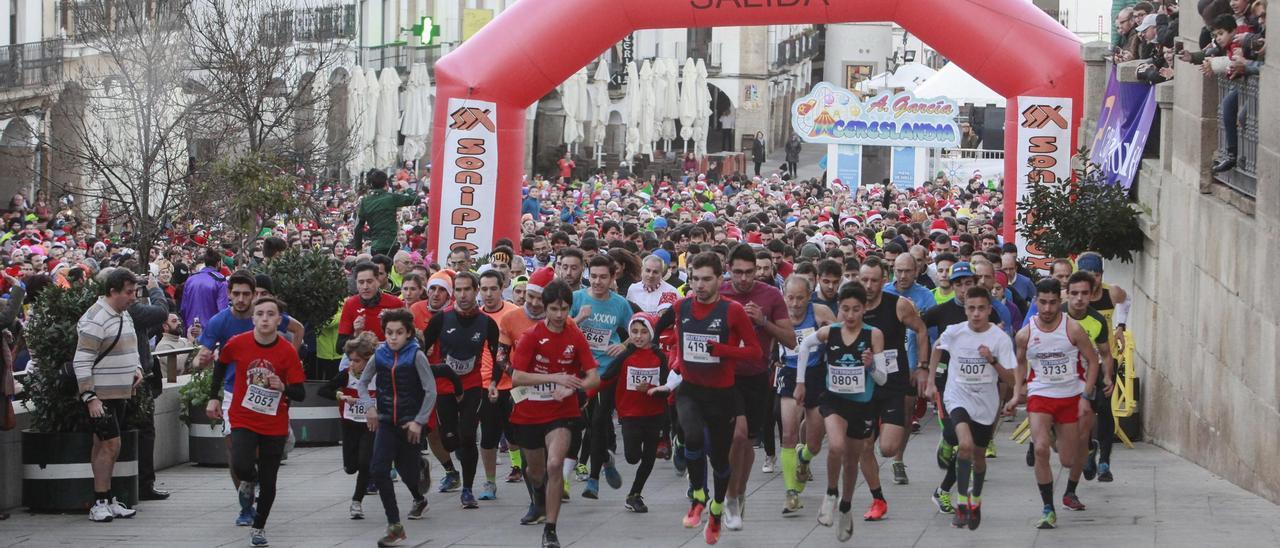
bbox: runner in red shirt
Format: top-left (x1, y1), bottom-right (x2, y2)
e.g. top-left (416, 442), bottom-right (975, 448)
top-left (509, 280), bottom-right (600, 548)
top-left (653, 252), bottom-right (761, 544)
top-left (339, 262), bottom-right (406, 345)
top-left (206, 296), bottom-right (306, 548)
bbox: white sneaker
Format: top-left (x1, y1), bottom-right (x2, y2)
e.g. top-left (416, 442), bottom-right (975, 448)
top-left (837, 509), bottom-right (854, 542)
top-left (108, 497), bottom-right (136, 519)
top-left (349, 500), bottom-right (364, 519)
top-left (738, 496), bottom-right (746, 520)
top-left (817, 494), bottom-right (837, 526)
top-left (724, 496), bottom-right (743, 531)
top-left (761, 455), bottom-right (776, 473)
top-left (89, 500), bottom-right (114, 522)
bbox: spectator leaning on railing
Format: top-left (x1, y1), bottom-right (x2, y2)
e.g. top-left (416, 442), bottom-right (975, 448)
top-left (1197, 3), bottom-right (1266, 172)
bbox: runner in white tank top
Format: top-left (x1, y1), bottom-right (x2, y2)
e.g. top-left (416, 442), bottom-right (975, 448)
top-left (1025, 313), bottom-right (1084, 399)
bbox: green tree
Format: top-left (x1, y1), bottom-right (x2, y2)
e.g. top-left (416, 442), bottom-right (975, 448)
top-left (1017, 150), bottom-right (1146, 263)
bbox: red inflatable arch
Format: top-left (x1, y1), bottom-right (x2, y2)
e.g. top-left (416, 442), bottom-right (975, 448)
top-left (427, 0), bottom-right (1083, 257)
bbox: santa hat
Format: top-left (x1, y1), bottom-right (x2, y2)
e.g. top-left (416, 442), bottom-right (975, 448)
top-left (427, 270), bottom-right (453, 296)
top-left (629, 312), bottom-right (658, 340)
top-left (929, 219), bottom-right (950, 235)
top-left (866, 211), bottom-right (883, 224)
top-left (526, 267), bottom-right (555, 294)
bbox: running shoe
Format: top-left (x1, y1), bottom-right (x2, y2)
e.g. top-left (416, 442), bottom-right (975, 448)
top-left (479, 481), bottom-right (498, 501)
top-left (656, 438), bottom-right (671, 460)
top-left (408, 497), bottom-right (429, 519)
top-left (704, 510), bottom-right (723, 545)
top-left (542, 528), bottom-right (561, 548)
top-left (349, 501), bottom-right (364, 520)
top-left (234, 508), bottom-right (254, 527)
top-left (1036, 506), bottom-right (1057, 529)
top-left (238, 481), bottom-right (256, 516)
top-left (967, 496), bottom-right (982, 530)
top-left (1062, 492), bottom-right (1086, 511)
top-left (937, 440), bottom-right (955, 470)
top-left (108, 498), bottom-right (136, 519)
top-left (724, 497), bottom-right (743, 531)
top-left (931, 488), bottom-right (954, 514)
top-left (574, 463), bottom-right (589, 482)
top-left (892, 462), bottom-right (908, 485)
top-left (951, 502), bottom-right (968, 528)
top-left (520, 503), bottom-right (546, 525)
top-left (249, 528), bottom-right (268, 547)
top-left (762, 455), bottom-right (777, 473)
top-left (985, 439), bottom-right (997, 458)
top-left (683, 500), bottom-right (706, 528)
top-left (367, 481), bottom-right (379, 494)
top-left (911, 420), bottom-right (922, 433)
top-left (498, 437), bottom-right (509, 453)
top-left (582, 478), bottom-right (599, 499)
top-left (1083, 440), bottom-right (1099, 480)
top-left (1097, 462), bottom-right (1114, 483)
top-left (438, 470), bottom-right (460, 493)
top-left (562, 479), bottom-right (571, 502)
top-left (461, 488), bottom-right (479, 509)
top-left (783, 489), bottom-right (803, 514)
top-left (837, 509), bottom-right (854, 542)
top-left (797, 460), bottom-right (811, 483)
top-left (1026, 442), bottom-right (1036, 467)
top-left (863, 499), bottom-right (887, 521)
top-left (390, 467), bottom-right (399, 482)
top-left (625, 493), bottom-right (648, 513)
top-left (673, 447), bottom-right (688, 476)
top-left (377, 523), bottom-right (407, 547)
top-left (89, 500), bottom-right (114, 523)
top-left (603, 454), bottom-right (623, 489)
top-left (506, 466), bottom-right (524, 483)
top-left (817, 494), bottom-right (837, 526)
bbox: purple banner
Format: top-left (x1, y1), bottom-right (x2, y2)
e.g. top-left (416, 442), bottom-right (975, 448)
top-left (1088, 68), bottom-right (1157, 189)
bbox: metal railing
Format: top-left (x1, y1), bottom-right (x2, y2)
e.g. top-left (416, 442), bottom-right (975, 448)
top-left (70, 0), bottom-right (185, 43)
top-left (260, 4), bottom-right (358, 47)
top-left (0, 39), bottom-right (64, 90)
top-left (358, 44), bottom-right (443, 76)
top-left (773, 31), bottom-right (819, 69)
top-left (1215, 74), bottom-right (1258, 198)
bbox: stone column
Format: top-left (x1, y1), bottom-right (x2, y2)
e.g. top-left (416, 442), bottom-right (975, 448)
top-left (1255, 46), bottom-right (1280, 224)
top-left (1156, 81), bottom-right (1174, 174)
top-left (1170, 29), bottom-right (1220, 193)
top-left (1079, 41), bottom-right (1112, 143)
top-left (735, 26), bottom-right (770, 156)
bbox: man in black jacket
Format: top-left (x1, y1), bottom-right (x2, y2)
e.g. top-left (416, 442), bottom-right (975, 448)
top-left (127, 270), bottom-right (173, 501)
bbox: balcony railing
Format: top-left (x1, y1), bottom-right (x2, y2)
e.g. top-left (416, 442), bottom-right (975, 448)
top-left (358, 44), bottom-right (443, 77)
top-left (1215, 74), bottom-right (1259, 198)
top-left (69, 0), bottom-right (185, 44)
top-left (0, 39), bottom-right (64, 91)
top-left (260, 4), bottom-right (358, 47)
top-left (773, 31), bottom-right (820, 69)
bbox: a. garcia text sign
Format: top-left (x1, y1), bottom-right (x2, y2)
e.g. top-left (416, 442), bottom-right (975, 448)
top-left (438, 98), bottom-right (499, 256)
top-left (790, 82), bottom-right (960, 148)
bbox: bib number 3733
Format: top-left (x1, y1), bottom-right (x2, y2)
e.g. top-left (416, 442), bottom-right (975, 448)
top-left (242, 384), bottom-right (282, 416)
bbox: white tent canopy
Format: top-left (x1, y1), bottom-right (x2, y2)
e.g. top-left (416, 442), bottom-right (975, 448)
top-left (913, 62), bottom-right (1006, 108)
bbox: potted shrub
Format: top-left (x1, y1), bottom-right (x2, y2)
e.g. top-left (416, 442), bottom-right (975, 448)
top-left (258, 249), bottom-right (347, 444)
top-left (1017, 149), bottom-right (1146, 263)
top-left (22, 282), bottom-right (143, 511)
top-left (178, 368), bottom-right (226, 466)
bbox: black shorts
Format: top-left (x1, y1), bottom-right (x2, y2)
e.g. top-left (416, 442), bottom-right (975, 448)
top-left (942, 407), bottom-right (994, 449)
top-left (511, 418), bottom-right (585, 450)
top-left (870, 386), bottom-right (908, 428)
top-left (734, 372), bottom-right (772, 439)
top-left (775, 365), bottom-right (825, 408)
top-left (818, 393), bottom-right (875, 439)
top-left (90, 399), bottom-right (131, 441)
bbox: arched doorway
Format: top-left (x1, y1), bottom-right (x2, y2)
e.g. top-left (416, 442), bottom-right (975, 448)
top-left (0, 116), bottom-right (39, 207)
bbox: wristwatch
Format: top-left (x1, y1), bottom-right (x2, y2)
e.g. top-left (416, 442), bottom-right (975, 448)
top-left (80, 391), bottom-right (98, 403)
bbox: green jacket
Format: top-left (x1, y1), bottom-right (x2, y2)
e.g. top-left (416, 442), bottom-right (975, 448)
top-left (352, 188), bottom-right (420, 251)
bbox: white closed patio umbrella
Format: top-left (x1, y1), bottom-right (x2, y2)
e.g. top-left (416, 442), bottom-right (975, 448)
top-left (650, 59), bottom-right (666, 154)
top-left (591, 61), bottom-right (610, 166)
top-left (363, 67), bottom-right (381, 171)
top-left (374, 67), bottom-right (401, 170)
top-left (639, 60), bottom-right (655, 157)
top-left (399, 63), bottom-right (432, 167)
top-left (661, 58), bottom-right (680, 144)
top-left (692, 58), bottom-right (711, 157)
top-left (345, 67), bottom-right (367, 183)
top-left (678, 58), bottom-right (697, 152)
top-left (624, 61), bottom-right (641, 162)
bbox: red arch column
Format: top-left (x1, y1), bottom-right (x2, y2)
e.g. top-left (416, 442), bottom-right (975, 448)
top-left (427, 0), bottom-right (1083, 256)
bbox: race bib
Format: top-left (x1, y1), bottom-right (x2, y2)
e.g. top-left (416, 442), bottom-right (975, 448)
top-left (953, 358), bottom-right (989, 384)
top-left (783, 327), bottom-right (815, 357)
top-left (882, 349), bottom-right (900, 374)
top-left (626, 367), bottom-right (660, 391)
top-left (1035, 355), bottom-right (1074, 382)
top-left (583, 327), bottom-right (612, 350)
top-left (446, 354), bottom-right (476, 375)
top-left (241, 384), bottom-right (282, 416)
top-left (682, 333), bottom-right (720, 364)
top-left (512, 382), bottom-right (557, 403)
top-left (827, 365), bottom-right (866, 394)
top-left (343, 398), bottom-right (372, 423)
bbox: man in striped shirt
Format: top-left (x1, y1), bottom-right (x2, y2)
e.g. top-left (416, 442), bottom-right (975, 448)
top-left (74, 268), bottom-right (144, 522)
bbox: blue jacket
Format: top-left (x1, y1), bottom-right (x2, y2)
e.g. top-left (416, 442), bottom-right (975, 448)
top-left (365, 339), bottom-right (436, 426)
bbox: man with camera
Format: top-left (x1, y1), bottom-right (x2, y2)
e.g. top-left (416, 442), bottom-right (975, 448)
top-left (73, 268), bottom-right (144, 522)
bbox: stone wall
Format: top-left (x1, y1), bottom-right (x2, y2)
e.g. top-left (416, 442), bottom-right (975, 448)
top-left (1111, 25), bottom-right (1280, 503)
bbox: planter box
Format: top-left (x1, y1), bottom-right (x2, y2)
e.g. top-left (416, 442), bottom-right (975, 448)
top-left (288, 380), bottom-right (341, 446)
top-left (22, 430), bottom-right (138, 512)
top-left (187, 403), bottom-right (228, 467)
